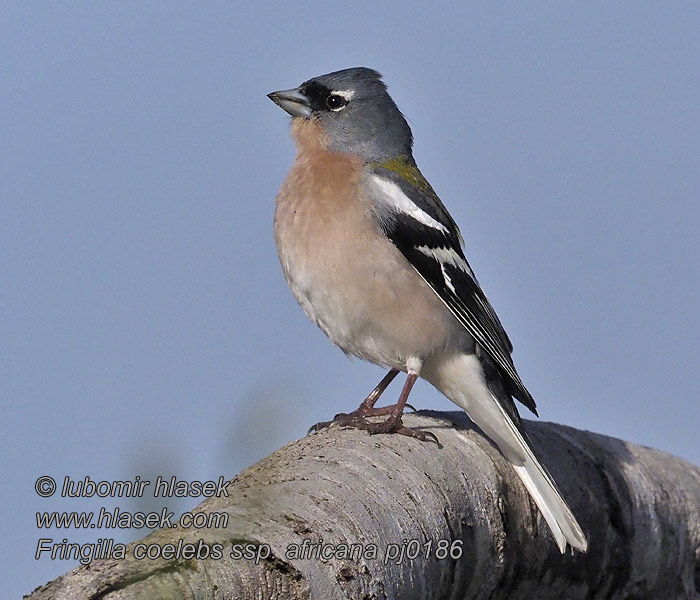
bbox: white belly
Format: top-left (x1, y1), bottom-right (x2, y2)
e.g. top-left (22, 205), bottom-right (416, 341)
top-left (274, 169), bottom-right (457, 370)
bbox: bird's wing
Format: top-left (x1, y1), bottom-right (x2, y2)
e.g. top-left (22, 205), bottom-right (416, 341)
top-left (367, 159), bottom-right (536, 413)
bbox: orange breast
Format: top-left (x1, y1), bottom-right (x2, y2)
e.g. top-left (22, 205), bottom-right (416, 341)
top-left (273, 119), bottom-right (458, 369)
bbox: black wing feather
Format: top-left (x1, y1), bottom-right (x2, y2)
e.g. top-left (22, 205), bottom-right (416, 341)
top-left (371, 169), bottom-right (537, 414)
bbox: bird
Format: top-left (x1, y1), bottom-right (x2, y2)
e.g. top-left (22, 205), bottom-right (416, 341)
top-left (267, 67), bottom-right (587, 553)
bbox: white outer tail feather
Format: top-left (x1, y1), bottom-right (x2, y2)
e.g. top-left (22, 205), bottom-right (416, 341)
top-left (505, 421), bottom-right (588, 552)
top-left (423, 353), bottom-right (588, 553)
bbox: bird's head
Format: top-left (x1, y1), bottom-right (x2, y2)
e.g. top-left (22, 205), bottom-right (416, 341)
top-left (268, 67), bottom-right (413, 162)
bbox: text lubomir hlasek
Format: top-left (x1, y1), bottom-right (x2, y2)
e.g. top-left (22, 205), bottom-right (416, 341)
top-left (59, 476), bottom-right (230, 498)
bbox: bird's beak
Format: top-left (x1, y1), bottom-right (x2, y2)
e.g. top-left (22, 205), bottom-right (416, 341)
top-left (267, 87), bottom-right (312, 118)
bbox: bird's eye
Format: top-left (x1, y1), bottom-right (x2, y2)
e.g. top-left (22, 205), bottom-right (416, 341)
top-left (325, 94), bottom-right (348, 111)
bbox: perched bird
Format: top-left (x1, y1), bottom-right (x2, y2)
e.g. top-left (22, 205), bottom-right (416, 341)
top-left (268, 67), bottom-right (587, 553)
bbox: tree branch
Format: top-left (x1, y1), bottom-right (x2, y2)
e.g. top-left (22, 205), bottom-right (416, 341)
top-left (26, 412), bottom-right (700, 599)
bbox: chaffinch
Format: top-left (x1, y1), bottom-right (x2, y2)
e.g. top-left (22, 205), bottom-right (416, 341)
top-left (268, 67), bottom-right (587, 553)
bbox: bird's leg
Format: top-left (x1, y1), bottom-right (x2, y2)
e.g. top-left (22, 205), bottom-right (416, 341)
top-left (308, 369), bottom-right (399, 434)
top-left (347, 369), bottom-right (418, 416)
top-left (360, 369), bottom-right (399, 411)
top-left (353, 369), bottom-right (404, 416)
top-left (309, 369), bottom-right (416, 432)
top-left (309, 370), bottom-right (439, 445)
top-left (364, 370), bottom-right (418, 431)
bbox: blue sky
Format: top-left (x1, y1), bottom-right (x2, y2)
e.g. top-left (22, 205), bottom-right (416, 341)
top-left (3, 3), bottom-right (699, 595)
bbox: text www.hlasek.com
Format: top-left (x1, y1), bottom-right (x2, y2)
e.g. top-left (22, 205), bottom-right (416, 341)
top-left (36, 507), bottom-right (228, 530)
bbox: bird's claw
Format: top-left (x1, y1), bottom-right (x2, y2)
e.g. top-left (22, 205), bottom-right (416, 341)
top-left (307, 419), bottom-right (333, 435)
top-left (392, 426), bottom-right (441, 447)
top-left (307, 412), bottom-right (440, 446)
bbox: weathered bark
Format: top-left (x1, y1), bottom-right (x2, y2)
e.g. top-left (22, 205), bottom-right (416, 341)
top-left (26, 411), bottom-right (700, 600)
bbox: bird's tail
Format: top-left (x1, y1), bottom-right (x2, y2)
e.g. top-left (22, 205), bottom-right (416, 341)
top-left (423, 353), bottom-right (588, 553)
top-left (509, 446), bottom-right (588, 552)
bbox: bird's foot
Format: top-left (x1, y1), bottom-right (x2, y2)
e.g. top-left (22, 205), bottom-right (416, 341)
top-left (307, 400), bottom-right (415, 434)
top-left (354, 402), bottom-right (418, 417)
top-left (307, 411), bottom-right (364, 435)
top-left (308, 411), bottom-right (439, 446)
